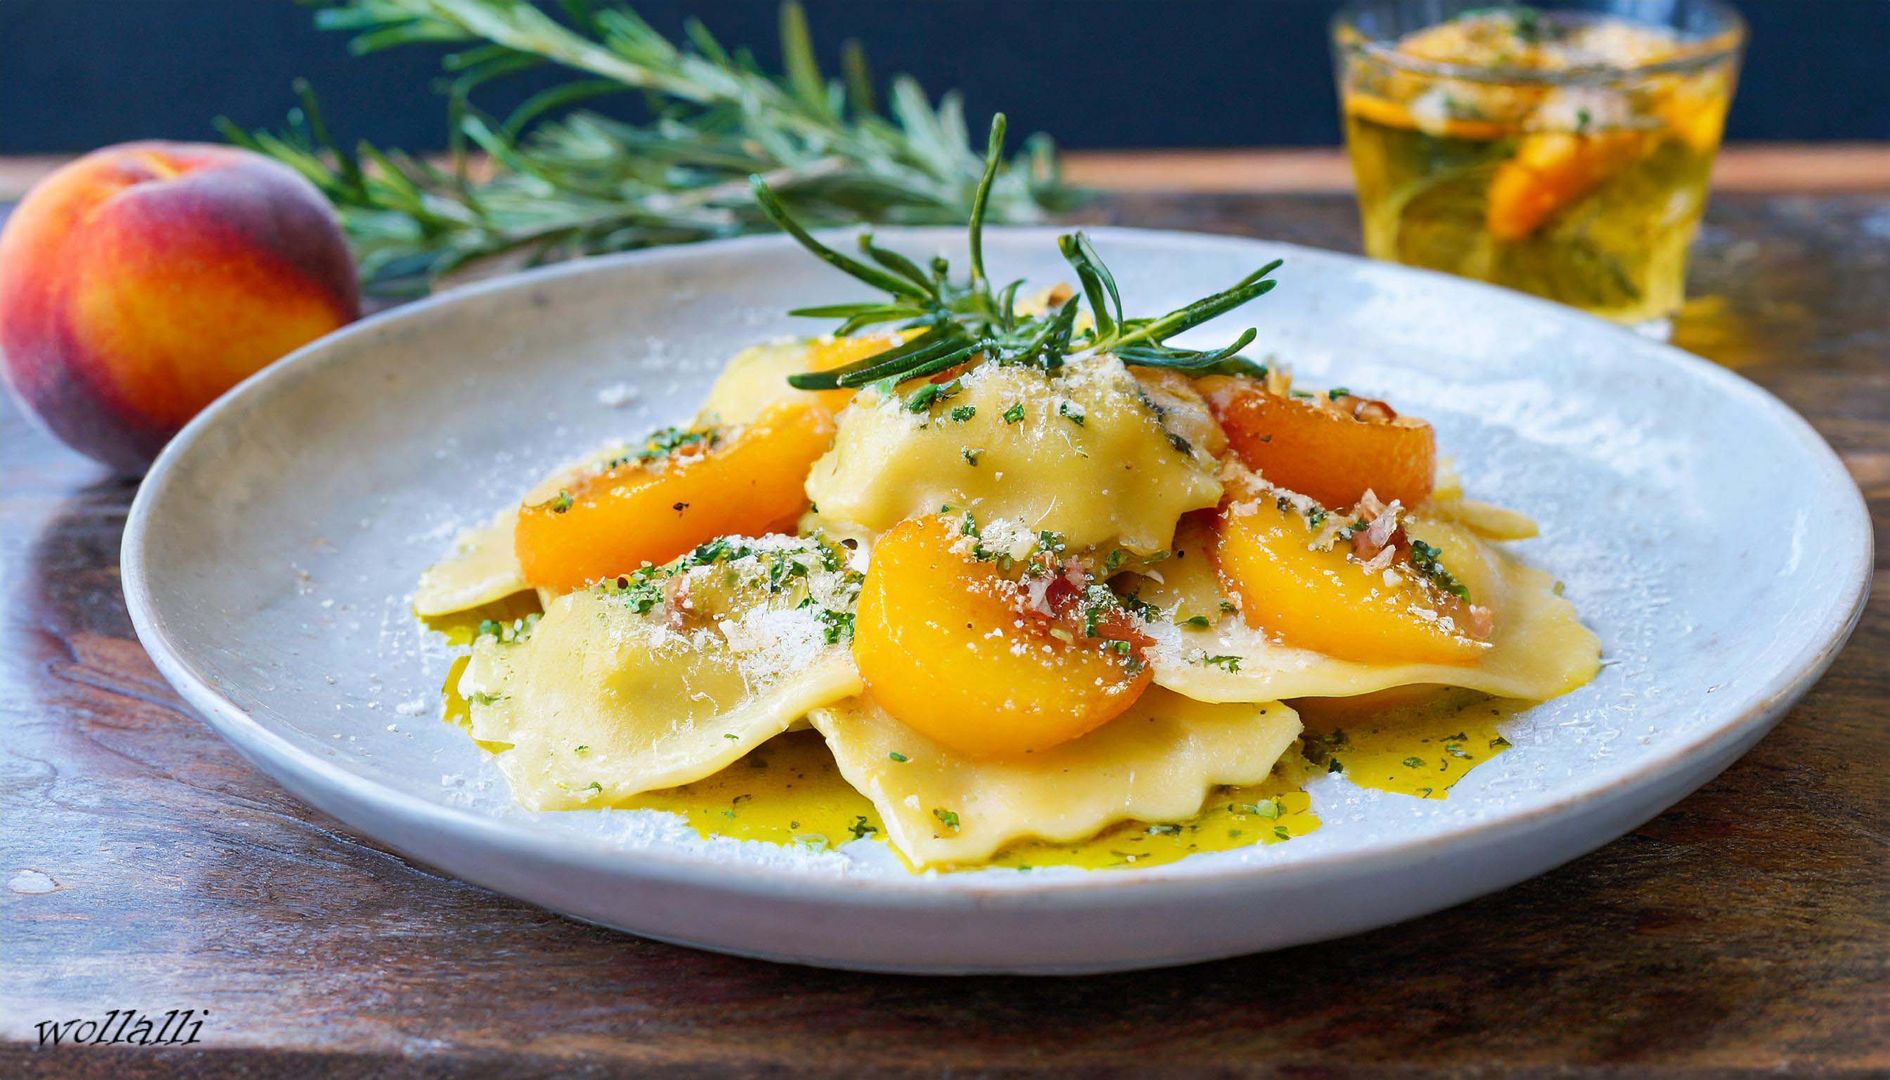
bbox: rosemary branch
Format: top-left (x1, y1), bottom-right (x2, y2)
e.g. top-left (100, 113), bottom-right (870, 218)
top-left (218, 0), bottom-right (1077, 294)
top-left (754, 115), bottom-right (1283, 394)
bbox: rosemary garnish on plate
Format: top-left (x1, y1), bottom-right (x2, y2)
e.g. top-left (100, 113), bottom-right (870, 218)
top-left (219, 0), bottom-right (1074, 294)
top-left (753, 116), bottom-right (1283, 392)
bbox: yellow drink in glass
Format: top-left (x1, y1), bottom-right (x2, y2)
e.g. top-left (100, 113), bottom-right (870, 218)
top-left (1333, 1), bottom-right (1745, 331)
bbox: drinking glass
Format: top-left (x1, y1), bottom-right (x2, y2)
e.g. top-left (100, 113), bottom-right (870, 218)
top-left (1332, 0), bottom-right (1746, 334)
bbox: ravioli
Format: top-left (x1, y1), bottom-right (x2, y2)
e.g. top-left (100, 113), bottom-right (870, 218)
top-left (415, 441), bottom-right (631, 617)
top-left (414, 508), bottom-right (529, 617)
top-left (698, 340), bottom-right (819, 426)
top-left (1139, 511), bottom-right (1599, 703)
top-left (804, 353), bottom-right (1222, 554)
top-left (461, 536), bottom-right (863, 808)
top-left (808, 689), bottom-right (1302, 867)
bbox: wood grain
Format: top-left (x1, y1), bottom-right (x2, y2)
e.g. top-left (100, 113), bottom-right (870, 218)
top-left (2, 189), bottom-right (1886, 1077)
top-left (2, 145), bottom-right (1887, 202)
top-left (1061, 143), bottom-right (1890, 194)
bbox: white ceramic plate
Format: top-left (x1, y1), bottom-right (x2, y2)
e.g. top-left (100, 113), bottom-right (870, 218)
top-left (123, 228), bottom-right (1870, 974)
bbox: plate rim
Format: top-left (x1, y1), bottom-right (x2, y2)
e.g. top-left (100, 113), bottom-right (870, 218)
top-left (121, 225), bottom-right (1874, 907)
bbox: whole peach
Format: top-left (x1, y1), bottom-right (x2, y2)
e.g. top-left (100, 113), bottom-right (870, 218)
top-left (0, 142), bottom-right (360, 473)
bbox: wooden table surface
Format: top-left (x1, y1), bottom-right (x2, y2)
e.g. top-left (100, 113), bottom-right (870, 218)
top-left (4, 152), bottom-right (1887, 1076)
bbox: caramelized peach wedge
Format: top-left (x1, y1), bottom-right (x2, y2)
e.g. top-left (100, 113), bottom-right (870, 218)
top-left (1204, 376), bottom-right (1435, 511)
top-left (1212, 490), bottom-right (1492, 666)
top-left (852, 515), bottom-right (1153, 759)
top-left (516, 400), bottom-right (834, 593)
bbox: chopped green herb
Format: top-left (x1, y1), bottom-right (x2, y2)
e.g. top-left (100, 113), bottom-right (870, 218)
top-left (475, 613), bottom-right (540, 643)
top-left (948, 404), bottom-right (977, 422)
top-left (815, 608), bottom-right (855, 645)
top-left (1328, 386), bottom-right (1350, 400)
top-left (1118, 592), bottom-right (1161, 621)
top-left (574, 745), bottom-right (589, 753)
top-left (1145, 823), bottom-right (1184, 836)
top-left (1403, 756), bottom-right (1425, 768)
top-left (1200, 653), bottom-right (1242, 672)
top-left (1408, 538), bottom-right (1473, 601)
top-left (962, 447), bottom-right (982, 466)
top-left (1058, 399), bottom-right (1086, 426)
top-left (905, 377), bottom-right (963, 413)
top-left (888, 751), bottom-right (909, 763)
top-left (1181, 614), bottom-right (1211, 629)
top-left (585, 781), bottom-right (603, 793)
top-left (550, 490), bottom-right (574, 514)
top-left (933, 807), bottom-right (961, 832)
top-left (847, 816), bottom-right (878, 841)
top-left (1489, 735), bottom-right (1513, 750)
top-left (608, 425), bottom-right (716, 467)
top-left (1002, 402), bottom-right (1025, 424)
top-left (1273, 825), bottom-right (1291, 841)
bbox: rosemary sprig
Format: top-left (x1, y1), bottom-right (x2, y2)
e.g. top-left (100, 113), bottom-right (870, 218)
top-left (218, 0), bottom-right (1076, 294)
top-left (754, 115), bottom-right (1281, 392)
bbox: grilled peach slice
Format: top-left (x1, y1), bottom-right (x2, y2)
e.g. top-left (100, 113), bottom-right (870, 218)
top-left (1206, 381), bottom-right (1435, 510)
top-left (1212, 498), bottom-right (1484, 665)
top-left (1485, 131), bottom-right (1650, 242)
top-left (853, 515), bottom-right (1151, 758)
top-left (516, 401), bottom-right (834, 593)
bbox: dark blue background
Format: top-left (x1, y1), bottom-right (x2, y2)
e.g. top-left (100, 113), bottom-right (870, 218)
top-left (4, 0), bottom-right (1886, 152)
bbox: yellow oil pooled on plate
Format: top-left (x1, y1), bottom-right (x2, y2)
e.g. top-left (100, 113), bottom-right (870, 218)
top-left (624, 730), bottom-right (1321, 872)
top-left (427, 594), bottom-right (540, 752)
top-left (626, 730), bottom-right (881, 851)
top-left (1295, 686), bottom-right (1526, 799)
top-left (442, 654), bottom-right (472, 729)
top-left (439, 653), bottom-right (514, 753)
top-left (984, 765), bottom-right (1321, 872)
top-left (419, 593), bottom-right (542, 646)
